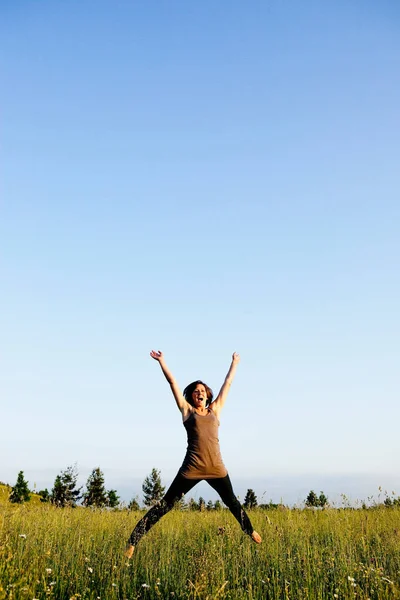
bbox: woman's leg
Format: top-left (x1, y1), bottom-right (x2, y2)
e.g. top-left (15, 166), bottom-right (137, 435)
top-left (206, 475), bottom-right (261, 542)
top-left (127, 474), bottom-right (199, 549)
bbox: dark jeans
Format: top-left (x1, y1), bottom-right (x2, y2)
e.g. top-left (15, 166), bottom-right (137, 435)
top-left (128, 473), bottom-right (254, 546)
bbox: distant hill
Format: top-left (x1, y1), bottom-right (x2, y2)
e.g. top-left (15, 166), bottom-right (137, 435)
top-left (0, 482), bottom-right (11, 504)
top-left (0, 482), bottom-right (43, 505)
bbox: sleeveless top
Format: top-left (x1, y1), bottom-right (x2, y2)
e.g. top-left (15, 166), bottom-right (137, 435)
top-left (178, 408), bottom-right (228, 479)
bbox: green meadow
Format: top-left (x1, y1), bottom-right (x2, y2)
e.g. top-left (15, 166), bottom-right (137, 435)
top-left (1, 486), bottom-right (399, 600)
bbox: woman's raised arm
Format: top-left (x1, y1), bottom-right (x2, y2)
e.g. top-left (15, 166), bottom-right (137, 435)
top-left (211, 352), bottom-right (240, 418)
top-left (150, 350), bottom-right (191, 418)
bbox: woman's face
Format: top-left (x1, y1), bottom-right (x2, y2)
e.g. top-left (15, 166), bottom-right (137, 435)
top-left (192, 384), bottom-right (208, 409)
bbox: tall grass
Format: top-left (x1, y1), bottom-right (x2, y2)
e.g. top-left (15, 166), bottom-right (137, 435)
top-left (1, 502), bottom-right (399, 599)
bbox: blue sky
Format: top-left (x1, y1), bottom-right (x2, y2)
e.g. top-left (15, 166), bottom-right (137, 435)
top-left (1, 0), bottom-right (399, 505)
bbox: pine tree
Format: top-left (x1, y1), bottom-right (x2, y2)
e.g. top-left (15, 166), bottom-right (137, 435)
top-left (9, 471), bottom-right (30, 503)
top-left (128, 496), bottom-right (141, 511)
top-left (198, 496), bottom-right (206, 512)
top-left (173, 495), bottom-right (186, 510)
top-left (318, 491), bottom-right (328, 508)
top-left (84, 468), bottom-right (108, 507)
top-left (107, 489), bottom-right (120, 508)
top-left (51, 465), bottom-right (82, 507)
top-left (206, 500), bottom-right (214, 511)
top-left (244, 489), bottom-right (258, 509)
top-left (142, 468), bottom-right (165, 507)
top-left (51, 475), bottom-right (64, 506)
top-left (187, 497), bottom-right (198, 511)
top-left (214, 499), bottom-right (222, 510)
top-left (305, 490), bottom-right (319, 507)
top-left (38, 488), bottom-right (50, 503)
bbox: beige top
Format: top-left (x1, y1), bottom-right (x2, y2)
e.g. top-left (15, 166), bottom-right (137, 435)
top-left (178, 408), bottom-right (228, 479)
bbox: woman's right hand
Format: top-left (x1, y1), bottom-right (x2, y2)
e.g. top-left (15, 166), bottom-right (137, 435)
top-left (150, 350), bottom-right (164, 362)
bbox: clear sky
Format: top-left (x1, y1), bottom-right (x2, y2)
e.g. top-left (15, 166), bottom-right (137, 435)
top-left (1, 0), bottom-right (399, 506)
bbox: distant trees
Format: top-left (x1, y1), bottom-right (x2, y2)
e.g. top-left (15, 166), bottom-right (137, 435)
top-left (128, 496), bottom-right (141, 511)
top-left (244, 489), bottom-right (258, 509)
top-left (51, 465), bottom-right (82, 507)
top-left (9, 471), bottom-right (30, 503)
top-left (318, 491), bottom-right (328, 508)
top-left (8, 465), bottom-right (400, 512)
top-left (83, 468), bottom-right (108, 507)
top-left (383, 495), bottom-right (400, 507)
top-left (186, 497), bottom-right (222, 511)
top-left (38, 488), bottom-right (50, 503)
top-left (51, 475), bottom-right (65, 505)
top-left (305, 490), bottom-right (329, 508)
top-left (142, 468), bottom-right (165, 507)
top-left (173, 495), bottom-right (186, 510)
top-left (107, 489), bottom-right (120, 508)
top-left (78, 467), bottom-right (121, 508)
top-left (187, 497), bottom-right (199, 511)
top-left (7, 465), bottom-right (121, 509)
top-left (6, 466), bottom-right (289, 512)
top-left (305, 490), bottom-right (319, 507)
top-left (258, 501), bottom-right (284, 510)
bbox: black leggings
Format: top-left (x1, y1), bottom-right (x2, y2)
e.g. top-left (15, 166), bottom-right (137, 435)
top-left (128, 473), bottom-right (254, 546)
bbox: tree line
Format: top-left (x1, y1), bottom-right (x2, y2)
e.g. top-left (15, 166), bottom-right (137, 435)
top-left (8, 466), bottom-right (120, 508)
top-left (9, 467), bottom-right (399, 509)
top-left (7, 467), bottom-right (270, 510)
top-left (6, 467), bottom-right (225, 509)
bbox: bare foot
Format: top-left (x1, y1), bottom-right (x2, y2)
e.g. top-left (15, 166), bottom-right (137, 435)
top-left (125, 544), bottom-right (135, 559)
top-left (251, 531), bottom-right (262, 544)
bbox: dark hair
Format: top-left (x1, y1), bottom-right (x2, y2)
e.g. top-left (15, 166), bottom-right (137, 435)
top-left (183, 380), bottom-right (214, 407)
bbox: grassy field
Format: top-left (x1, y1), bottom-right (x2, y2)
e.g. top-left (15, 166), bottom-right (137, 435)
top-left (0, 495), bottom-right (399, 600)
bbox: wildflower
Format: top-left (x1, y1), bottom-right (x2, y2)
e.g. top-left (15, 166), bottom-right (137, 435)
top-left (112, 583), bottom-right (117, 587)
top-left (19, 533), bottom-right (27, 539)
top-left (347, 576), bottom-right (355, 582)
top-left (46, 568), bottom-right (52, 574)
top-left (50, 581), bottom-right (56, 586)
top-left (334, 595), bottom-right (338, 599)
top-left (142, 583), bottom-right (150, 588)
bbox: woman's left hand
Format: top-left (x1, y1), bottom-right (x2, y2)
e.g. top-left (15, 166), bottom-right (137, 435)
top-left (232, 352), bottom-right (240, 363)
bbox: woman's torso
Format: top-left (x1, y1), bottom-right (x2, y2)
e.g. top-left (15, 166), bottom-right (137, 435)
top-left (178, 408), bottom-right (228, 479)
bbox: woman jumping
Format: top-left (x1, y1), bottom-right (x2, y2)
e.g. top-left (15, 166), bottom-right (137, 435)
top-left (125, 350), bottom-right (262, 557)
